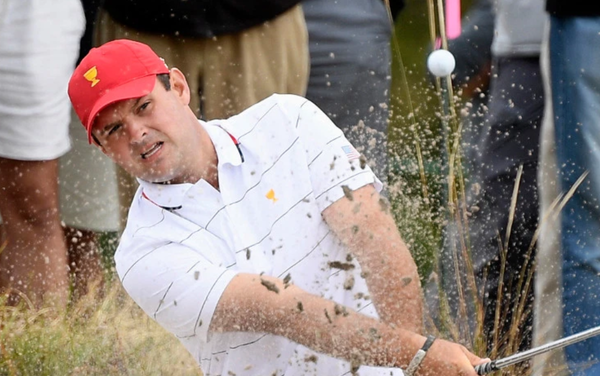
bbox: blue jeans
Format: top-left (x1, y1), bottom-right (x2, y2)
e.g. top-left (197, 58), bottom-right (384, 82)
top-left (551, 16), bottom-right (600, 375)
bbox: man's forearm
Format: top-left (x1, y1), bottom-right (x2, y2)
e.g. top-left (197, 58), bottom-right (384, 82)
top-left (276, 283), bottom-right (424, 368)
top-left (211, 274), bottom-right (422, 368)
top-left (211, 274), bottom-right (482, 375)
top-left (353, 219), bottom-right (424, 332)
top-left (348, 208), bottom-right (424, 332)
top-left (323, 185), bottom-right (424, 332)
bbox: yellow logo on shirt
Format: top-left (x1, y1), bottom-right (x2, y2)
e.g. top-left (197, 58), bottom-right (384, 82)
top-left (266, 189), bottom-right (278, 203)
top-left (84, 66), bottom-right (100, 87)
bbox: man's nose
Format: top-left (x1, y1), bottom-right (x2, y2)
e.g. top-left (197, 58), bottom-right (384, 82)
top-left (127, 121), bottom-right (148, 144)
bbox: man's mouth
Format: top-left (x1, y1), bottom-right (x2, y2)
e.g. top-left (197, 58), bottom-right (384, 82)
top-left (141, 142), bottom-right (163, 159)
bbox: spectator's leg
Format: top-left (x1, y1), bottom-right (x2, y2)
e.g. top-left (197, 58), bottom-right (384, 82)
top-left (469, 57), bottom-right (543, 353)
top-left (0, 159), bottom-right (69, 306)
top-left (64, 226), bottom-right (104, 299)
top-left (0, 0), bottom-right (84, 307)
top-left (551, 16), bottom-right (600, 375)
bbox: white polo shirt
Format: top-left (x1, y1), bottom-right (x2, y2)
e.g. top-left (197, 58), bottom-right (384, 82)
top-left (115, 94), bottom-right (403, 376)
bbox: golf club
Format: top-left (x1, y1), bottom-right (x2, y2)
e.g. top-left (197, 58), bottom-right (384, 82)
top-left (475, 325), bottom-right (600, 374)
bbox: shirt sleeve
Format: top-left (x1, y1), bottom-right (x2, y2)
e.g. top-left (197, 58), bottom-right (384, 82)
top-left (114, 236), bottom-right (239, 344)
top-left (284, 95), bottom-right (383, 212)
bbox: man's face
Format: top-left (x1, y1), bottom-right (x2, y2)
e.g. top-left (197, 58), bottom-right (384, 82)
top-left (91, 70), bottom-right (213, 184)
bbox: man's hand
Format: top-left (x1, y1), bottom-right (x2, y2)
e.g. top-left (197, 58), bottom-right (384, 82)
top-left (417, 339), bottom-right (489, 376)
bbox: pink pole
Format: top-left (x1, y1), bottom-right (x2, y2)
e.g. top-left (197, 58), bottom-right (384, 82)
top-left (445, 0), bottom-right (461, 40)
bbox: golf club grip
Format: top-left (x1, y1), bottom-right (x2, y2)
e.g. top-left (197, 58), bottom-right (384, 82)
top-left (475, 361), bottom-right (497, 375)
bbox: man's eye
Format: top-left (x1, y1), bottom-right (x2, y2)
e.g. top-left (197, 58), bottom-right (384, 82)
top-left (139, 101), bottom-right (150, 112)
top-left (108, 124), bottom-right (121, 135)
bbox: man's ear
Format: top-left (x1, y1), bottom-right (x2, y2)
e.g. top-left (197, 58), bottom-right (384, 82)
top-left (169, 68), bottom-right (191, 106)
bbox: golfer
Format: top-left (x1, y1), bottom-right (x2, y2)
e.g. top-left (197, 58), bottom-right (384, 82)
top-left (68, 39), bottom-right (484, 375)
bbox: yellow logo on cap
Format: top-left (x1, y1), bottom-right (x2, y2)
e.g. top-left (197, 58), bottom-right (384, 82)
top-left (266, 189), bottom-right (278, 203)
top-left (83, 66), bottom-right (100, 87)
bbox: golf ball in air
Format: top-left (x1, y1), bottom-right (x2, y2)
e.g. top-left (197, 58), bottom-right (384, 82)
top-left (427, 49), bottom-right (456, 77)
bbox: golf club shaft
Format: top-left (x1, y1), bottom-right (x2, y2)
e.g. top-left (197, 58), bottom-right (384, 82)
top-left (475, 325), bottom-right (600, 374)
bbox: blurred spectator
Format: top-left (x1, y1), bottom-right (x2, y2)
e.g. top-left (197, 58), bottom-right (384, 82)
top-left (0, 0), bottom-right (85, 306)
top-left (59, 0), bottom-right (119, 299)
top-left (446, 0), bottom-right (494, 185)
top-left (300, 0), bottom-right (405, 183)
top-left (540, 2), bottom-right (600, 374)
top-left (94, 0), bottom-right (309, 229)
top-left (468, 0), bottom-right (545, 354)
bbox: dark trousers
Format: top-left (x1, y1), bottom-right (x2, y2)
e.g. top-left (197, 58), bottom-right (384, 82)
top-left (439, 56), bottom-right (543, 354)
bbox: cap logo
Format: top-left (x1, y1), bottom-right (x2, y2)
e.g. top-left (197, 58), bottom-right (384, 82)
top-left (83, 66), bottom-right (100, 87)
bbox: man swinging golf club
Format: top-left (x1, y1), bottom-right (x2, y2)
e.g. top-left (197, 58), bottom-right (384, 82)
top-left (68, 39), bottom-right (486, 375)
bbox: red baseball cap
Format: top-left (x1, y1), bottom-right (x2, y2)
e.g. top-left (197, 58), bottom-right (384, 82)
top-left (68, 39), bottom-right (170, 143)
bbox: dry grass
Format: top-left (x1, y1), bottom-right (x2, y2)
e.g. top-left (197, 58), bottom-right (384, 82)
top-left (0, 281), bottom-right (200, 376)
